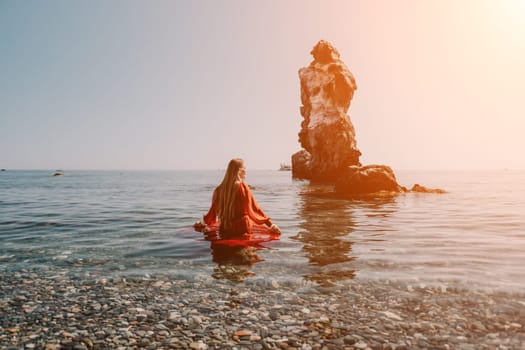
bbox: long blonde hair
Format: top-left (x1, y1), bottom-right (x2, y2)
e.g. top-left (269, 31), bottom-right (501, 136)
top-left (216, 158), bottom-right (244, 229)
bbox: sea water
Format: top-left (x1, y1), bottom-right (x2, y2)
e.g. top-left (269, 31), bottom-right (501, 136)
top-left (1, 169), bottom-right (524, 292)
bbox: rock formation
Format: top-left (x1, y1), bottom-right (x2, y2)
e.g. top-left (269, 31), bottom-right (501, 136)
top-left (334, 165), bottom-right (404, 195)
top-left (292, 40), bottom-right (361, 183)
top-left (292, 40), bottom-right (444, 196)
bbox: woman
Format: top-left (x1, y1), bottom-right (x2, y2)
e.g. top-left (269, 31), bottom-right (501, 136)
top-left (194, 158), bottom-right (280, 237)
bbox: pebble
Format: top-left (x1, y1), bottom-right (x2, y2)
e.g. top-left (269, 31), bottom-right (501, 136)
top-left (355, 341), bottom-right (368, 349)
top-left (1, 268), bottom-right (525, 350)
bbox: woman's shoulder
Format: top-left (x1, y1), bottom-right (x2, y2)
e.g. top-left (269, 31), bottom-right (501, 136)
top-left (237, 181), bottom-right (250, 192)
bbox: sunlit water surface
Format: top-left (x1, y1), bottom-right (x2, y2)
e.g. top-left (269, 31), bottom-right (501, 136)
top-left (1, 170), bottom-right (524, 292)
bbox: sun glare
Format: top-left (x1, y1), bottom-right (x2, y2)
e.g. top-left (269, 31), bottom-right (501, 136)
top-left (491, 0), bottom-right (525, 37)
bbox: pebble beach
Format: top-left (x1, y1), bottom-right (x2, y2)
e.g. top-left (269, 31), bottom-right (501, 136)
top-left (3, 170), bottom-right (525, 349)
top-left (1, 267), bottom-right (525, 350)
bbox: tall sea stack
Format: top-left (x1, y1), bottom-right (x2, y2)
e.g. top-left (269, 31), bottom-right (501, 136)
top-left (292, 40), bottom-right (443, 196)
top-left (292, 40), bottom-right (361, 183)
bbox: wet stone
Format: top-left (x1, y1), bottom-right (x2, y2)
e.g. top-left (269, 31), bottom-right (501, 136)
top-left (2, 270), bottom-right (525, 350)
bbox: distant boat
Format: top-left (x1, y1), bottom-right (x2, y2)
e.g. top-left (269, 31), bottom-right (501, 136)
top-left (1, 169), bottom-right (5, 171)
top-left (279, 163), bottom-right (292, 171)
top-left (53, 170), bottom-right (63, 176)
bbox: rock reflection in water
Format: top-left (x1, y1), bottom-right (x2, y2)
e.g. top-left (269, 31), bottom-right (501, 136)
top-left (292, 184), bottom-right (356, 286)
top-left (293, 183), bottom-right (395, 286)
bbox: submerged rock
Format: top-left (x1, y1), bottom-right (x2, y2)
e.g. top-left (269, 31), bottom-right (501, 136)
top-left (334, 165), bottom-right (405, 195)
top-left (410, 183), bottom-right (447, 194)
top-left (292, 40), bottom-right (444, 195)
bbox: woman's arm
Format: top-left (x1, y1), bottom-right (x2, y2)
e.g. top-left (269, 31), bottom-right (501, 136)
top-left (240, 183), bottom-right (280, 233)
top-left (194, 188), bottom-right (218, 230)
top-left (239, 183), bottom-right (270, 224)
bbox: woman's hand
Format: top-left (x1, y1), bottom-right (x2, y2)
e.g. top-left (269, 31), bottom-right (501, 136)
top-left (269, 223), bottom-right (281, 234)
top-left (193, 221), bottom-right (207, 232)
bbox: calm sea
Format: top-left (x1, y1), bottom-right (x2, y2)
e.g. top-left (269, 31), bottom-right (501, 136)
top-left (1, 169), bottom-right (524, 292)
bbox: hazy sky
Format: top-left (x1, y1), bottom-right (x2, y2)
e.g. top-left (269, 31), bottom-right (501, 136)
top-left (1, 0), bottom-right (524, 170)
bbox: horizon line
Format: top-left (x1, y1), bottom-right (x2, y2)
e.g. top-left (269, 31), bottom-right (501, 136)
top-left (1, 168), bottom-right (524, 172)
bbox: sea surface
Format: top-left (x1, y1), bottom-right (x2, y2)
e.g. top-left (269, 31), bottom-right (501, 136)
top-left (1, 169), bottom-right (524, 293)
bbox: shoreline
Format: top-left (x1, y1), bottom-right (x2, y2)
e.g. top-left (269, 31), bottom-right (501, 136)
top-left (1, 267), bottom-right (524, 349)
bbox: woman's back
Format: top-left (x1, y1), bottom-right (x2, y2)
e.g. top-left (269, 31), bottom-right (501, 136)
top-left (195, 158), bottom-right (280, 236)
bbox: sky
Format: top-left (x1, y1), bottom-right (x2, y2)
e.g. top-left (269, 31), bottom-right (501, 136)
top-left (1, 0), bottom-right (524, 170)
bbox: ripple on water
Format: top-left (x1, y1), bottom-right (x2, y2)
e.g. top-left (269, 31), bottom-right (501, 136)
top-left (1, 170), bottom-right (525, 293)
